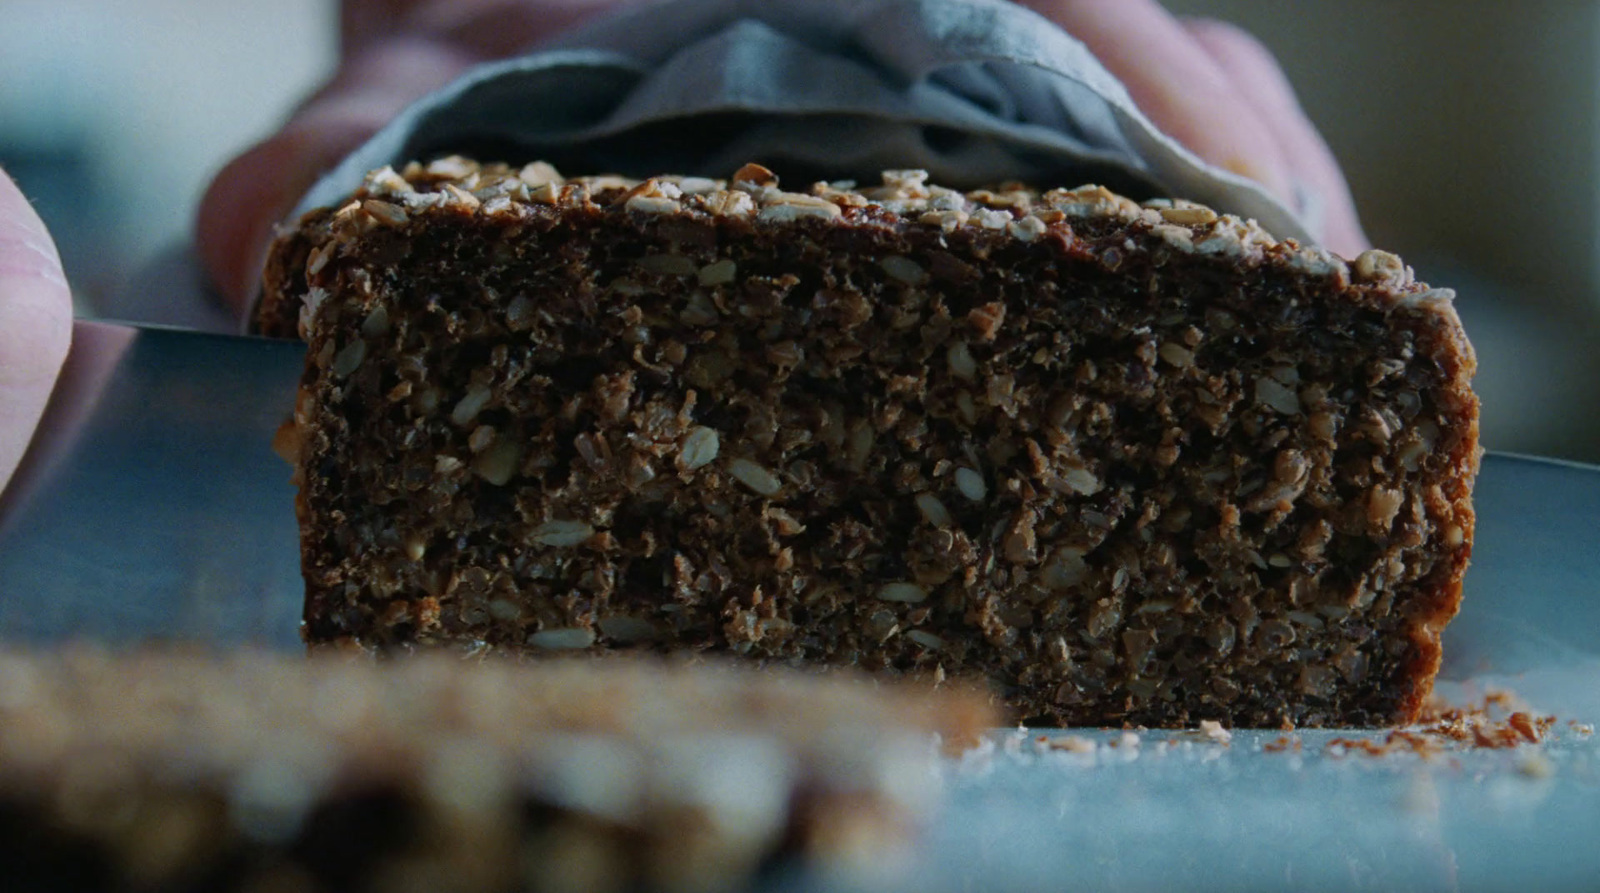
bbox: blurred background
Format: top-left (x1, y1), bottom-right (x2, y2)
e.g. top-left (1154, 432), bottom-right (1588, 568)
top-left (2, 0), bottom-right (1597, 461)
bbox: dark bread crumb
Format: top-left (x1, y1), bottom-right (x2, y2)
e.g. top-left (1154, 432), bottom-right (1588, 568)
top-left (262, 158), bottom-right (1480, 728)
top-left (1321, 691), bottom-right (1562, 758)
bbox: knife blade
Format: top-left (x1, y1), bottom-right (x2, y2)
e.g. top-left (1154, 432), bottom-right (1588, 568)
top-left (0, 319), bottom-right (305, 648)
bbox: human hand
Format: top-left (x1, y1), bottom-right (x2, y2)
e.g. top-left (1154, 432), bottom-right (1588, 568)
top-left (197, 0), bottom-right (638, 319)
top-left (1015, 0), bottom-right (1368, 256)
top-left (199, 0), bottom-right (1368, 319)
top-left (0, 167), bottom-right (73, 494)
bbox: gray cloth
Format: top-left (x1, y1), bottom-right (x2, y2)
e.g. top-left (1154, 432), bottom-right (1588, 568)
top-left (293, 0), bottom-right (1318, 245)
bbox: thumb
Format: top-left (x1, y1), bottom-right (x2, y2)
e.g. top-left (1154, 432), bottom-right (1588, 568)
top-left (0, 168), bottom-right (74, 492)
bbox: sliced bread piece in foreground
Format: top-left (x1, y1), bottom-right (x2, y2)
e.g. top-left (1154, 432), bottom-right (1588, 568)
top-left (0, 649), bottom-right (986, 891)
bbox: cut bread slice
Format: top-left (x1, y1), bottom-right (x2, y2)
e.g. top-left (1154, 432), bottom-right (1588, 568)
top-left (262, 158), bottom-right (1478, 727)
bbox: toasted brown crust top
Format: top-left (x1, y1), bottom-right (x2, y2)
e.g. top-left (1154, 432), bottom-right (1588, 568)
top-left (261, 157), bottom-right (1465, 346)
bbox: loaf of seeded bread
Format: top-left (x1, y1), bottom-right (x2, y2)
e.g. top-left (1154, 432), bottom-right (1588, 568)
top-left (262, 158), bottom-right (1479, 728)
top-left (0, 648), bottom-right (986, 892)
